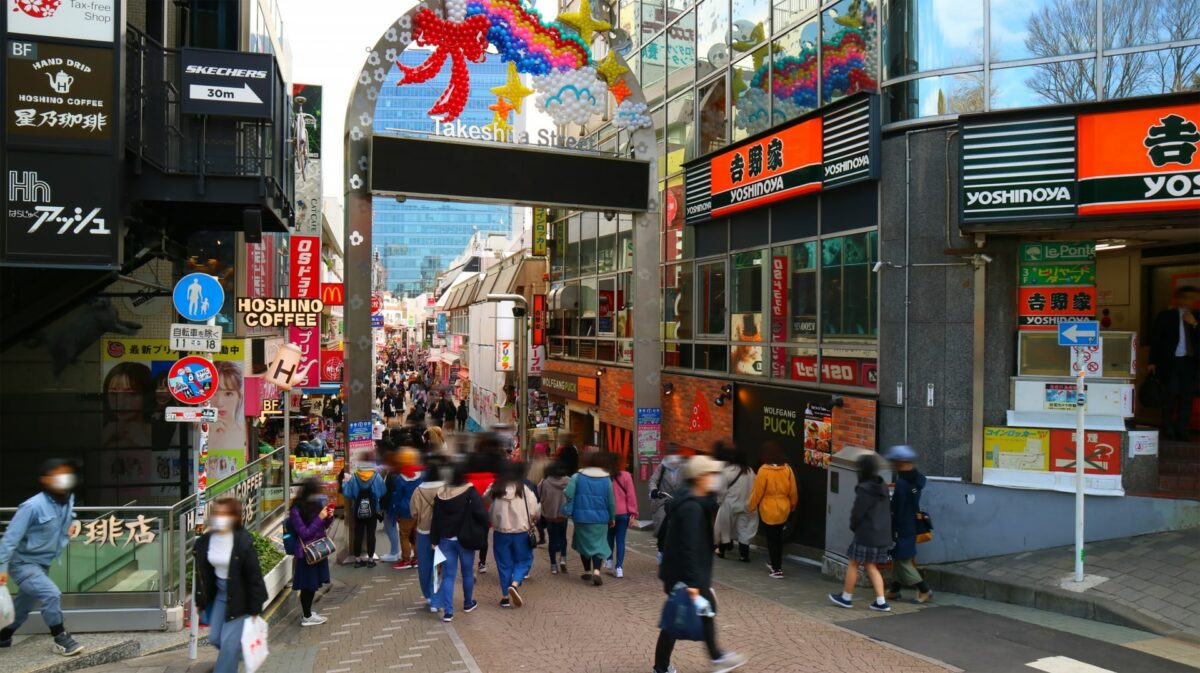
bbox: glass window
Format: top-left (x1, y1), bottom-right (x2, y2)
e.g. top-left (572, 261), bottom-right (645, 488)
top-left (664, 174), bottom-right (689, 262)
top-left (732, 344), bottom-right (765, 375)
top-left (580, 212), bottom-right (598, 275)
top-left (732, 0), bottom-right (770, 48)
top-left (620, 0), bottom-right (643, 52)
top-left (1104, 0), bottom-right (1199, 50)
top-left (643, 35), bottom-right (668, 106)
top-left (598, 276), bottom-right (617, 335)
top-left (1104, 48), bottom-right (1198, 100)
top-left (732, 47), bottom-right (770, 139)
top-left (697, 0), bottom-right (730, 79)
top-left (697, 260), bottom-right (727, 336)
top-left (771, 344), bottom-right (818, 380)
top-left (771, 18), bottom-right (820, 124)
top-left (563, 280), bottom-right (580, 336)
top-left (578, 339), bottom-right (597, 360)
top-left (617, 271), bottom-right (634, 338)
top-left (731, 250), bottom-right (764, 344)
top-left (597, 340), bottom-right (617, 363)
top-left (598, 213), bottom-right (618, 273)
top-left (775, 0), bottom-right (818, 32)
top-left (665, 342), bottom-right (693, 368)
top-left (697, 75), bottom-right (730, 155)
top-left (666, 92), bottom-right (695, 166)
top-left (991, 60), bottom-right (1098, 110)
top-left (821, 231), bottom-right (877, 338)
top-left (768, 242), bottom-right (818, 342)
top-left (668, 10), bottom-right (698, 96)
top-left (696, 343), bottom-right (729, 371)
top-left (991, 0), bottom-right (1095, 63)
top-left (580, 277), bottom-right (598, 336)
top-left (566, 216), bottom-right (581, 278)
top-left (822, 0), bottom-right (879, 104)
top-left (551, 220), bottom-right (566, 280)
top-left (664, 262), bottom-right (693, 339)
top-left (883, 0), bottom-right (983, 79)
top-left (617, 214), bottom-right (634, 270)
top-left (885, 72), bottom-right (986, 123)
top-left (654, 106), bottom-right (668, 179)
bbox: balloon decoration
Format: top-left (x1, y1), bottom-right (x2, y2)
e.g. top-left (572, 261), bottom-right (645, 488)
top-left (490, 61), bottom-right (535, 113)
top-left (609, 79), bottom-right (633, 104)
top-left (612, 100), bottom-right (652, 130)
top-left (533, 66), bottom-right (606, 126)
top-left (595, 51), bottom-right (629, 86)
top-left (397, 8), bottom-right (491, 122)
top-left (466, 0), bottom-right (589, 75)
top-left (555, 0), bottom-right (611, 46)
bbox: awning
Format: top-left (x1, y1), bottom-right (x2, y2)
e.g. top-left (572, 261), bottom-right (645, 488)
top-left (440, 352), bottom-right (462, 365)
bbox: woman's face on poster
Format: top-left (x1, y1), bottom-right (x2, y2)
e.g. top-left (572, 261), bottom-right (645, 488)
top-left (214, 381), bottom-right (242, 422)
top-left (107, 374), bottom-right (145, 415)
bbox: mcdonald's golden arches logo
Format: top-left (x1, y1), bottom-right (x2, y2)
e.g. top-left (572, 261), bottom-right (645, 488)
top-left (320, 283), bottom-right (344, 306)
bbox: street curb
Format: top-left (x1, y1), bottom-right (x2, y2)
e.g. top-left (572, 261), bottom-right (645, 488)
top-left (14, 638), bottom-right (140, 673)
top-left (922, 565), bottom-right (1200, 644)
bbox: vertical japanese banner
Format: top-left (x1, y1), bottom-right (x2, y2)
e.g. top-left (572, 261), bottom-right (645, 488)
top-left (289, 235), bottom-right (320, 299)
top-left (289, 326), bottom-right (319, 389)
top-left (532, 208), bottom-right (548, 256)
top-left (770, 255), bottom-right (788, 378)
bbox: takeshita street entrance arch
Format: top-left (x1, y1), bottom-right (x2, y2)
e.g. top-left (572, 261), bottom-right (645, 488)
top-left (342, 0), bottom-right (660, 456)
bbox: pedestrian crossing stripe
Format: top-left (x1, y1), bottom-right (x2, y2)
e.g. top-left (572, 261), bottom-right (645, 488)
top-left (1026, 655), bottom-right (1116, 673)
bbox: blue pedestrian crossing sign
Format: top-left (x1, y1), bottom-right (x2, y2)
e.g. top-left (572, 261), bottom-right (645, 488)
top-left (1058, 321), bottom-right (1099, 346)
top-left (173, 273), bottom-right (224, 322)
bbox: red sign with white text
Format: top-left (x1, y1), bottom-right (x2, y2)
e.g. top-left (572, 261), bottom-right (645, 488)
top-left (288, 326), bottom-right (319, 388)
top-left (1048, 430), bottom-right (1121, 475)
top-left (770, 255), bottom-right (788, 377)
top-left (371, 293), bottom-right (382, 314)
top-left (247, 236), bottom-right (274, 298)
top-left (320, 349), bottom-right (344, 384)
top-left (790, 356), bottom-right (859, 386)
top-left (289, 236), bottom-right (320, 299)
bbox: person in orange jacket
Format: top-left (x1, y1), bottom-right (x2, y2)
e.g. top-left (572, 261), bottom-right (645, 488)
top-left (747, 441), bottom-right (798, 579)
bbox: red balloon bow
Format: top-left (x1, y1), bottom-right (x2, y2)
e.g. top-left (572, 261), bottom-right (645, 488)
top-left (397, 9), bottom-right (491, 122)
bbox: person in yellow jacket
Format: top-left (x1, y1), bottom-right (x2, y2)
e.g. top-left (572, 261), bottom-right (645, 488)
top-left (747, 441), bottom-right (798, 578)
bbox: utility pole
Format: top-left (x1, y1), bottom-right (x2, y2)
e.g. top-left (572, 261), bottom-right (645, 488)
top-left (488, 293), bottom-right (528, 458)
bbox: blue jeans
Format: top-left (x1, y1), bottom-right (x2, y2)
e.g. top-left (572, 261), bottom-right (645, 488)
top-left (493, 532), bottom-right (533, 598)
top-left (8, 563), bottom-right (62, 632)
top-left (206, 578), bottom-right (246, 673)
top-left (416, 532), bottom-right (434, 600)
top-left (384, 511), bottom-right (400, 558)
top-left (546, 520), bottom-right (568, 564)
top-left (434, 539), bottom-right (475, 615)
top-left (607, 514), bottom-right (630, 568)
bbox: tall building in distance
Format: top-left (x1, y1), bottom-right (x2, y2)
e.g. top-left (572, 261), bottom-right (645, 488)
top-left (372, 51), bottom-right (522, 296)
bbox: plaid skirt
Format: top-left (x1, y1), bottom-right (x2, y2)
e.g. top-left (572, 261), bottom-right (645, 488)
top-left (847, 542), bottom-right (891, 565)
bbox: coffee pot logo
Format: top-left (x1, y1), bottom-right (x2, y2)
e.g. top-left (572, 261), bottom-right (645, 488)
top-left (46, 70), bottom-right (74, 94)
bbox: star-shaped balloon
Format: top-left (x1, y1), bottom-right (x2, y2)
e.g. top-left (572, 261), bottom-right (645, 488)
top-left (490, 61), bottom-right (535, 113)
top-left (489, 96), bottom-right (516, 121)
top-left (488, 112), bottom-right (513, 136)
top-left (556, 0), bottom-right (611, 46)
top-left (609, 79), bottom-right (633, 103)
top-left (595, 51), bottom-right (629, 86)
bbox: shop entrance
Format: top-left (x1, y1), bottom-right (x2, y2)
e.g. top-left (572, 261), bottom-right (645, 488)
top-left (339, 1), bottom-right (662, 460)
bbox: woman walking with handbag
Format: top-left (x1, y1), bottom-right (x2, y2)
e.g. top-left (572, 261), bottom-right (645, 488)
top-left (485, 462), bottom-right (541, 608)
top-left (564, 452), bottom-right (615, 587)
top-left (194, 498), bottom-right (268, 673)
top-left (430, 466), bottom-right (489, 622)
top-left (747, 442), bottom-right (798, 578)
top-left (287, 478), bottom-right (334, 627)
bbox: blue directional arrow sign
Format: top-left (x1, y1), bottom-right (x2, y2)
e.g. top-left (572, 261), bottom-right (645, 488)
top-left (1058, 321), bottom-right (1099, 347)
top-left (172, 273), bottom-right (224, 322)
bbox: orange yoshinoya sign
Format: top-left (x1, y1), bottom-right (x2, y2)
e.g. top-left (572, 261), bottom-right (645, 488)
top-left (1077, 102), bottom-right (1200, 216)
top-left (708, 117), bottom-right (823, 218)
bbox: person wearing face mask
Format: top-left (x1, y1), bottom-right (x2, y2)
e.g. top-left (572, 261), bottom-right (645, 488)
top-left (653, 456), bottom-right (748, 673)
top-left (0, 460), bottom-right (83, 656)
top-left (648, 445), bottom-right (686, 531)
top-left (287, 479), bottom-right (335, 627)
top-left (194, 498), bottom-right (268, 673)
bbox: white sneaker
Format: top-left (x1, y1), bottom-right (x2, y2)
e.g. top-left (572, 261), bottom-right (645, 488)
top-left (300, 614), bottom-right (328, 627)
top-left (615, 567), bottom-right (624, 578)
top-left (381, 553), bottom-right (399, 562)
top-left (711, 652), bottom-right (748, 673)
top-left (603, 559), bottom-right (613, 570)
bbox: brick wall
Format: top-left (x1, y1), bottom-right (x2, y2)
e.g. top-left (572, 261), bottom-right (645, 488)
top-left (833, 396), bottom-right (877, 453)
top-left (661, 373), bottom-right (732, 455)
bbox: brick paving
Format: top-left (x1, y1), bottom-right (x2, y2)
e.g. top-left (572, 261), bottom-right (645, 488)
top-left (928, 529), bottom-right (1200, 638)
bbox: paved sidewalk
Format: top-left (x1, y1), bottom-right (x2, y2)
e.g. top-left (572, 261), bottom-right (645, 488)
top-left (924, 528), bottom-right (1200, 640)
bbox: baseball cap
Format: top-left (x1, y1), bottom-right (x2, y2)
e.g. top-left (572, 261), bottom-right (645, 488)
top-left (686, 454), bottom-right (725, 480)
top-left (885, 445), bottom-right (918, 461)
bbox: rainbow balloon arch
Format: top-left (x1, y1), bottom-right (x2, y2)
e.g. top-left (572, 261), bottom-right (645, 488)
top-left (394, 0), bottom-right (651, 131)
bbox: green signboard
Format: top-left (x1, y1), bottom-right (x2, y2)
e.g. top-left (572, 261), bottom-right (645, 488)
top-left (1020, 242), bottom-right (1094, 263)
top-left (1019, 263), bottom-right (1096, 286)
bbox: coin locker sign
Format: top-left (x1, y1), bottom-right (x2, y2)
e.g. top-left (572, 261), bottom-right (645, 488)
top-left (6, 40), bottom-right (115, 148)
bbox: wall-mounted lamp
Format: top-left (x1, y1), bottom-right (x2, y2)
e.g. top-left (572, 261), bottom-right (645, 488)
top-left (714, 384), bottom-right (733, 407)
top-left (662, 382), bottom-right (674, 395)
top-left (595, 366), bottom-right (606, 377)
top-left (830, 394), bottom-right (845, 408)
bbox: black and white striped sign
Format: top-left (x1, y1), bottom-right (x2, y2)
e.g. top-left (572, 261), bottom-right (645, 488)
top-left (684, 163), bottom-right (712, 226)
top-left (822, 96), bottom-right (878, 188)
top-left (961, 116), bottom-right (1077, 222)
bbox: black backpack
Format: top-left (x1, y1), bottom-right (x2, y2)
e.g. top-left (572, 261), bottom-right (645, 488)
top-left (457, 491), bottom-right (487, 551)
top-left (355, 490), bottom-right (376, 520)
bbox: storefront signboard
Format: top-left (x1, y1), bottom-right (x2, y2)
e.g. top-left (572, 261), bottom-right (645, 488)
top-left (1077, 102), bottom-right (1200, 216)
top-left (287, 325), bottom-right (319, 388)
top-left (7, 0), bottom-right (117, 43)
top-left (1018, 286), bottom-right (1096, 329)
top-left (684, 93), bottom-right (880, 224)
top-left (960, 116), bottom-right (1077, 222)
top-left (181, 48), bottom-right (277, 119)
top-left (5, 41), bottom-right (115, 149)
top-left (67, 515), bottom-right (158, 547)
top-left (289, 235), bottom-right (319, 299)
top-left (320, 350), bottom-right (344, 384)
top-left (1020, 242), bottom-right (1095, 263)
top-left (236, 297), bottom-right (323, 327)
top-left (532, 208), bottom-right (548, 256)
top-left (539, 371), bottom-right (598, 404)
top-left (636, 407), bottom-right (661, 456)
top-left (688, 389), bottom-right (712, 431)
top-left (531, 294), bottom-right (546, 346)
top-left (983, 426), bottom-right (1050, 471)
top-left (1019, 263), bottom-right (1095, 286)
top-left (320, 283), bottom-right (343, 306)
top-left (770, 255), bottom-right (788, 378)
top-left (495, 339), bottom-right (514, 371)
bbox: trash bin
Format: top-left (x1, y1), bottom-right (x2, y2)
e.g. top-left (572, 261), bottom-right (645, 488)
top-left (823, 446), bottom-right (888, 582)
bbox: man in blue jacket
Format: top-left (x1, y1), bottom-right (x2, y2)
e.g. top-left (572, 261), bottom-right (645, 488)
top-left (0, 460), bottom-right (83, 656)
top-left (885, 445), bottom-right (932, 603)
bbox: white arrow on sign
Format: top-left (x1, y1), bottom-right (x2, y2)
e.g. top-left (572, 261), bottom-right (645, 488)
top-left (1062, 323), bottom-right (1097, 343)
top-left (189, 83), bottom-right (263, 104)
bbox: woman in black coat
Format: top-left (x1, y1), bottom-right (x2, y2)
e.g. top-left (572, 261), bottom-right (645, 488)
top-left (195, 497), bottom-right (269, 673)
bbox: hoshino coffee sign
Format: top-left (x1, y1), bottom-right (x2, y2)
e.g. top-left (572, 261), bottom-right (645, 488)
top-left (683, 93), bottom-right (879, 226)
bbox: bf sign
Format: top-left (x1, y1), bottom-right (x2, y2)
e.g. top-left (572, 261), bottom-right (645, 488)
top-left (266, 343), bottom-right (316, 390)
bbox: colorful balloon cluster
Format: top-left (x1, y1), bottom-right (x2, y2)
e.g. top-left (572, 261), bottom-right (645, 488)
top-left (397, 8), bottom-right (492, 122)
top-left (465, 0), bottom-right (589, 76)
top-left (533, 66), bottom-right (606, 125)
top-left (612, 100), bottom-right (652, 130)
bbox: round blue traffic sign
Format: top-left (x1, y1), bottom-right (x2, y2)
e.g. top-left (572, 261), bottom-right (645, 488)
top-left (173, 273), bottom-right (225, 322)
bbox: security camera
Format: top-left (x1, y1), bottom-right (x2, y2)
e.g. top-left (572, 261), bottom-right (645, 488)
top-left (872, 261), bottom-right (884, 273)
top-left (512, 306), bottom-right (527, 317)
top-left (980, 253), bottom-right (994, 264)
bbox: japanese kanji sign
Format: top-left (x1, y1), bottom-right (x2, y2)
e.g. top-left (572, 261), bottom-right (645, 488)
top-left (288, 325), bottom-right (319, 388)
top-left (68, 515), bottom-right (158, 547)
top-left (289, 235), bottom-right (320, 299)
top-left (1018, 241), bottom-right (1096, 331)
top-left (1019, 263), bottom-right (1095, 286)
top-left (1048, 430), bottom-right (1121, 475)
top-left (5, 41), bottom-right (115, 148)
top-left (1018, 287), bottom-right (1097, 329)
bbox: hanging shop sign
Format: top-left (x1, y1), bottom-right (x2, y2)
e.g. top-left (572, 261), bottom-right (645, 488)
top-left (371, 293), bottom-right (382, 314)
top-left (539, 371), bottom-right (598, 404)
top-left (5, 41), bottom-right (115, 149)
top-left (167, 356), bottom-right (219, 405)
top-left (1017, 241), bottom-right (1095, 331)
top-left (288, 325), bottom-right (319, 388)
top-left (7, 0), bottom-right (117, 43)
top-left (237, 297), bottom-right (324, 327)
top-left (2, 152), bottom-right (118, 268)
top-left (959, 97), bottom-right (1199, 225)
top-left (1018, 286), bottom-right (1096, 329)
top-left (173, 272), bottom-right (225, 322)
top-left (495, 339), bottom-right (515, 371)
top-left (689, 389), bottom-right (712, 431)
top-left (532, 208), bottom-right (548, 256)
top-left (320, 283), bottom-right (344, 306)
top-left (531, 294), bottom-right (546, 346)
top-left (684, 93), bottom-right (879, 225)
top-left (180, 48), bottom-right (276, 119)
top-left (320, 350), bottom-right (344, 384)
top-left (288, 235), bottom-right (319, 299)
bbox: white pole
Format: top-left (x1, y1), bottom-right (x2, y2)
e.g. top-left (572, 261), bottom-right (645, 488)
top-left (1074, 350), bottom-right (1085, 583)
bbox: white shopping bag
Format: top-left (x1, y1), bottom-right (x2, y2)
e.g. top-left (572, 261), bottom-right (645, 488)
top-left (240, 615), bottom-right (269, 672)
top-left (432, 547), bottom-right (446, 594)
top-left (0, 588), bottom-right (14, 630)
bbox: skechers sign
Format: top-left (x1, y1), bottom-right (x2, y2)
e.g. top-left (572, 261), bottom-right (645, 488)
top-left (959, 97), bottom-right (1200, 224)
top-left (180, 48), bottom-right (276, 119)
top-left (683, 93), bottom-right (879, 225)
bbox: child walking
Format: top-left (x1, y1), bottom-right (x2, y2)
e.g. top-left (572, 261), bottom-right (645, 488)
top-left (829, 454), bottom-right (893, 612)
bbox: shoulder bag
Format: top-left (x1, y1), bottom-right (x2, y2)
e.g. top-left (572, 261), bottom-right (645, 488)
top-left (303, 519), bottom-right (338, 565)
top-left (523, 490), bottom-right (539, 550)
top-left (915, 511), bottom-right (934, 544)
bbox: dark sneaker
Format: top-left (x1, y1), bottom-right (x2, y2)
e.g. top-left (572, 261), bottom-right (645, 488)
top-left (463, 600), bottom-right (479, 613)
top-left (580, 573), bottom-right (592, 582)
top-left (0, 636), bottom-right (12, 649)
top-left (499, 598), bottom-right (512, 608)
top-left (53, 632), bottom-right (84, 657)
top-left (477, 563), bottom-right (487, 574)
top-left (550, 565), bottom-right (559, 575)
top-left (558, 561), bottom-right (567, 573)
top-left (367, 560), bottom-right (377, 568)
top-left (592, 572), bottom-right (603, 587)
top-left (354, 560), bottom-right (366, 568)
top-left (442, 612), bottom-right (454, 623)
top-left (508, 586), bottom-right (523, 608)
top-left (769, 570), bottom-right (784, 579)
top-left (869, 600), bottom-right (892, 612)
top-left (828, 593), bottom-right (853, 609)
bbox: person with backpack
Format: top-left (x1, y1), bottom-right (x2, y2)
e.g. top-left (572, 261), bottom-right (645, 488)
top-left (485, 463), bottom-right (540, 607)
top-left (410, 456), bottom-right (448, 610)
top-left (604, 452), bottom-right (638, 579)
top-left (430, 466), bottom-right (489, 622)
top-left (648, 444), bottom-right (686, 531)
top-left (564, 452), bottom-right (615, 587)
top-left (287, 478), bottom-right (334, 627)
top-left (747, 441), bottom-right (798, 578)
top-left (714, 443), bottom-right (757, 563)
top-left (885, 445), bottom-right (932, 604)
top-left (384, 448), bottom-right (423, 568)
top-left (538, 461), bottom-right (571, 574)
top-left (654, 455), bottom-right (748, 673)
top-left (828, 454), bottom-right (893, 612)
top-left (464, 441), bottom-right (503, 574)
top-left (342, 461), bottom-right (386, 568)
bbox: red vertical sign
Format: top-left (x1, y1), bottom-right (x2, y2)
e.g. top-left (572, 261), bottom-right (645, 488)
top-left (288, 325), bottom-right (319, 389)
top-left (247, 236), bottom-right (274, 298)
top-left (289, 235), bottom-right (320, 299)
top-left (770, 255), bottom-right (788, 378)
top-left (532, 294), bottom-right (546, 346)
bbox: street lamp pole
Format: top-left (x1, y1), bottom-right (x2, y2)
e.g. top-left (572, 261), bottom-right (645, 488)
top-left (488, 293), bottom-right (528, 458)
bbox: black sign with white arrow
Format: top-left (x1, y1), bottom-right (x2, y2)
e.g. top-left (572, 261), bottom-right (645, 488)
top-left (180, 48), bottom-right (276, 119)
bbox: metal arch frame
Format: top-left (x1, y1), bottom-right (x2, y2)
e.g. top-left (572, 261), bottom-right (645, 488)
top-left (342, 0), bottom-right (661, 462)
